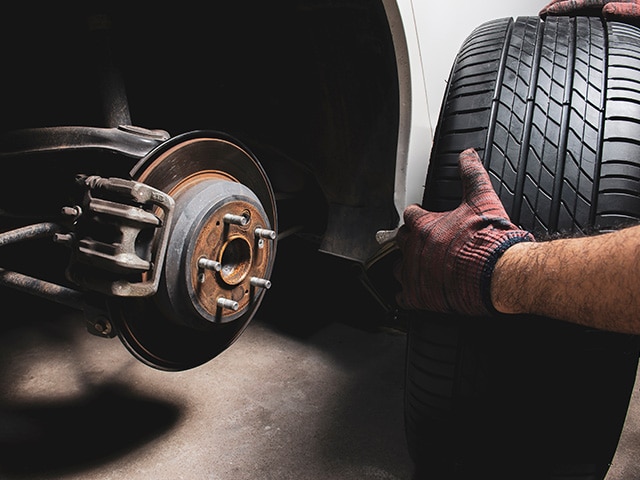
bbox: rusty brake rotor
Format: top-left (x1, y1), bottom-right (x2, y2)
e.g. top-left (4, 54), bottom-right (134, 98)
top-left (108, 131), bottom-right (277, 371)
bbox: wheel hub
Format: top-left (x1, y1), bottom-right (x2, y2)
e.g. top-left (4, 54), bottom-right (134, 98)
top-left (161, 175), bottom-right (275, 327)
top-left (108, 131), bottom-right (277, 371)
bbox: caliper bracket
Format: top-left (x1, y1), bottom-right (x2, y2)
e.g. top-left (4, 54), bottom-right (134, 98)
top-left (65, 175), bottom-right (175, 297)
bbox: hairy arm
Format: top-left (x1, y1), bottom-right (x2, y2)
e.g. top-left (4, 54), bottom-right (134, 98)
top-left (491, 225), bottom-right (640, 334)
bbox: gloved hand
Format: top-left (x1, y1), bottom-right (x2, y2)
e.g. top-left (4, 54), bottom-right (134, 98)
top-left (394, 148), bottom-right (535, 316)
top-left (540, 0), bottom-right (640, 20)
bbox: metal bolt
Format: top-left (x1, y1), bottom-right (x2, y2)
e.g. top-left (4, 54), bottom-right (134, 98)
top-left (217, 297), bottom-right (239, 311)
top-left (61, 206), bottom-right (82, 218)
top-left (61, 206), bottom-right (82, 225)
top-left (197, 257), bottom-right (221, 284)
top-left (255, 228), bottom-right (276, 240)
top-left (94, 319), bottom-right (112, 336)
top-left (198, 257), bottom-right (222, 272)
top-left (250, 277), bottom-right (272, 289)
top-left (223, 213), bottom-right (248, 226)
top-left (53, 233), bottom-right (75, 245)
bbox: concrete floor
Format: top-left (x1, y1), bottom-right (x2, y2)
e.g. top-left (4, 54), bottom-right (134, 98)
top-left (0, 246), bottom-right (638, 480)
top-left (0, 298), bottom-right (412, 480)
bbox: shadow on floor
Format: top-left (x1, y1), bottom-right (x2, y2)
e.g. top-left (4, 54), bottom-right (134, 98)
top-left (0, 381), bottom-right (181, 478)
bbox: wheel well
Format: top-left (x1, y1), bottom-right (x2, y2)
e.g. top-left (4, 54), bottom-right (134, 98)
top-left (1, 2), bottom-right (400, 262)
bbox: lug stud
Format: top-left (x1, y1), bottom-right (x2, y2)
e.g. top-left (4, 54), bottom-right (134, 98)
top-left (255, 227), bottom-right (276, 240)
top-left (197, 257), bottom-right (221, 284)
top-left (217, 297), bottom-right (239, 311)
top-left (198, 257), bottom-right (222, 272)
top-left (223, 213), bottom-right (248, 226)
top-left (198, 257), bottom-right (222, 283)
top-left (250, 277), bottom-right (272, 289)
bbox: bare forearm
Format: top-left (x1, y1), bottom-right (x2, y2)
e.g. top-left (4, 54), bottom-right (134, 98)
top-left (491, 225), bottom-right (640, 334)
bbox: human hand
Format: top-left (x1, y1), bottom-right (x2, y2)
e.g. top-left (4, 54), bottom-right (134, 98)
top-left (540, 0), bottom-right (640, 20)
top-left (394, 148), bottom-right (535, 316)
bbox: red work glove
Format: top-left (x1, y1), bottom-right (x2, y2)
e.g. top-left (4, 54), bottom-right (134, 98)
top-left (394, 148), bottom-right (535, 316)
top-left (540, 0), bottom-right (640, 20)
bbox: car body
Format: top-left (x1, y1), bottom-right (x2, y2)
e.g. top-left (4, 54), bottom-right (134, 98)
top-left (386, 0), bottom-right (543, 212)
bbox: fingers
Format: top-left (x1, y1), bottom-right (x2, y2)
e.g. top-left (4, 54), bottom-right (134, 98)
top-left (540, 0), bottom-right (640, 18)
top-left (402, 203), bottom-right (428, 226)
top-left (603, 2), bottom-right (640, 18)
top-left (395, 205), bottom-right (423, 253)
top-left (393, 258), bottom-right (415, 310)
top-left (392, 228), bottom-right (411, 310)
top-left (540, 0), bottom-right (606, 16)
top-left (395, 290), bottom-right (411, 310)
top-left (398, 204), bottom-right (446, 248)
top-left (394, 206), bottom-right (427, 311)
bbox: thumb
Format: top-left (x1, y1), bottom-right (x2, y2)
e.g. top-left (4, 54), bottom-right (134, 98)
top-left (458, 148), bottom-right (495, 200)
top-left (458, 148), bottom-right (509, 217)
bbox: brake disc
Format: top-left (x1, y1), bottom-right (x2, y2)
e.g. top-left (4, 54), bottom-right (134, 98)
top-left (108, 131), bottom-right (277, 371)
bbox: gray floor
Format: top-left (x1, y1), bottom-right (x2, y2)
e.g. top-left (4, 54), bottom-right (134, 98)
top-left (0, 294), bottom-right (413, 480)
top-left (0, 293), bottom-right (638, 479)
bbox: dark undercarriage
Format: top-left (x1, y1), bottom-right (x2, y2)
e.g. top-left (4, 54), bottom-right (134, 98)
top-left (0, 2), bottom-right (401, 369)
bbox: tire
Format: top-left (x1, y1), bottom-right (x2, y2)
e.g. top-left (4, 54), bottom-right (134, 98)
top-left (406, 16), bottom-right (640, 480)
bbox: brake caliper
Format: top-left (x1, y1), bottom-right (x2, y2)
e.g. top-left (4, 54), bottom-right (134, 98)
top-left (61, 175), bottom-right (174, 297)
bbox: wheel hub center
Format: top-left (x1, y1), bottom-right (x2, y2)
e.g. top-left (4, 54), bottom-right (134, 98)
top-left (159, 177), bottom-right (275, 326)
top-left (180, 186), bottom-right (274, 323)
top-left (219, 236), bottom-right (252, 285)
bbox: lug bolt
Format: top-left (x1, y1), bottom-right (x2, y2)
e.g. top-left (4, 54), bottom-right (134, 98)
top-left (250, 277), bottom-right (272, 289)
top-left (223, 213), bottom-right (248, 226)
top-left (217, 297), bottom-right (239, 311)
top-left (255, 228), bottom-right (276, 240)
top-left (197, 257), bottom-right (221, 284)
top-left (198, 257), bottom-right (222, 272)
